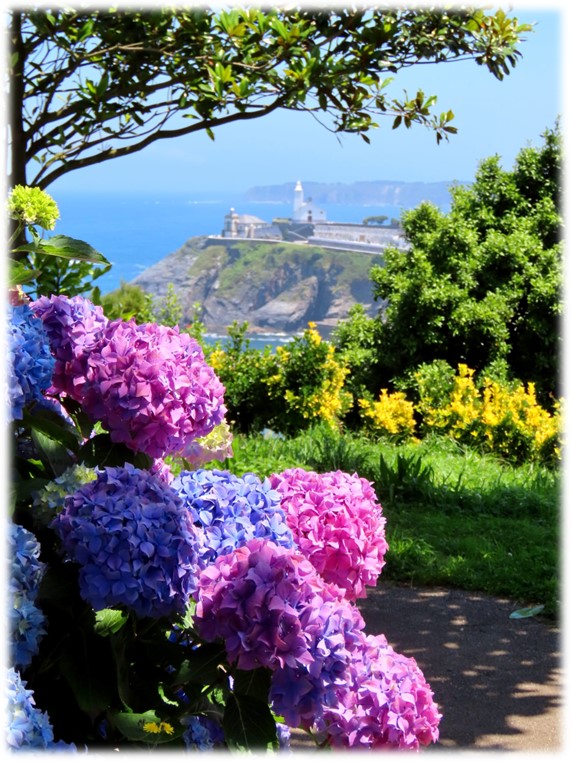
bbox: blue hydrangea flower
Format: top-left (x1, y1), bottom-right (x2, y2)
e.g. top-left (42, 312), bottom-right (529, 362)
top-left (182, 715), bottom-right (224, 750)
top-left (8, 303), bottom-right (55, 421)
top-left (51, 464), bottom-right (202, 619)
top-left (9, 524), bottom-right (47, 668)
top-left (6, 667), bottom-right (77, 750)
top-left (170, 469), bottom-right (294, 568)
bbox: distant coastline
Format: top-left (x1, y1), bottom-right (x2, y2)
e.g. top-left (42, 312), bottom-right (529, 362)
top-left (242, 179), bottom-right (460, 208)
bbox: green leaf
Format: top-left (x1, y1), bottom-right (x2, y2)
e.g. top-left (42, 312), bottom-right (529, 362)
top-left (172, 642), bottom-right (227, 686)
top-left (78, 433), bottom-right (153, 469)
top-left (112, 711), bottom-right (181, 743)
top-left (14, 235), bottom-right (109, 264)
top-left (9, 260), bottom-right (39, 286)
top-left (223, 693), bottom-right (278, 751)
top-left (509, 604), bottom-right (545, 619)
top-left (23, 407), bottom-right (82, 455)
top-left (232, 667), bottom-right (272, 702)
top-left (94, 609), bottom-right (129, 636)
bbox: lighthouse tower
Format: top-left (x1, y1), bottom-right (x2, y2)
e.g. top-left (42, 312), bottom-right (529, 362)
top-left (293, 180), bottom-right (304, 216)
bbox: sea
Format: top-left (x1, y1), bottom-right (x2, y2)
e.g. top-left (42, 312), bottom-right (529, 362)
top-left (49, 190), bottom-right (405, 347)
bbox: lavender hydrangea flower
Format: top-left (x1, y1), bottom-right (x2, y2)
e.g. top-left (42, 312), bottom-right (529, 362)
top-left (51, 464), bottom-right (202, 619)
top-left (170, 469), bottom-right (294, 568)
top-left (269, 588), bottom-right (366, 730)
top-left (9, 524), bottom-right (47, 668)
top-left (8, 303), bottom-right (55, 421)
top-left (30, 294), bottom-right (108, 399)
top-left (195, 537), bottom-right (367, 728)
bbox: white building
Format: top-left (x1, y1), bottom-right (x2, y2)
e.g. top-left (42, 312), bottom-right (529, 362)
top-left (221, 208), bottom-right (281, 239)
top-left (292, 180), bottom-right (327, 223)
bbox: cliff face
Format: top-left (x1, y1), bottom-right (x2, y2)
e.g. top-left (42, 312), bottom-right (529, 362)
top-left (131, 236), bottom-right (383, 334)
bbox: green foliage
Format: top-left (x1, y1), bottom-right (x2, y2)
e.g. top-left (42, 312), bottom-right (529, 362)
top-left (151, 283), bottom-right (184, 327)
top-left (331, 304), bottom-right (383, 423)
top-left (9, 7), bottom-right (530, 189)
top-left (370, 124), bottom-right (563, 403)
top-left (99, 281), bottom-right (154, 322)
top-left (208, 322), bottom-right (279, 434)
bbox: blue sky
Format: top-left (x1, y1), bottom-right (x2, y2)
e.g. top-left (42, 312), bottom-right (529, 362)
top-left (46, 4), bottom-right (566, 195)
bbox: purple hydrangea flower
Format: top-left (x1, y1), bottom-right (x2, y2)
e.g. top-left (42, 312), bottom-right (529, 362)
top-left (321, 633), bottom-right (442, 750)
top-left (6, 667), bottom-right (76, 750)
top-left (78, 319), bottom-right (226, 458)
top-left (270, 468), bottom-right (389, 600)
top-left (195, 537), bottom-right (367, 727)
top-left (9, 524), bottom-right (47, 668)
top-left (269, 589), bottom-right (366, 730)
top-left (170, 469), bottom-right (294, 568)
top-left (30, 294), bottom-right (108, 399)
top-left (51, 464), bottom-right (202, 619)
top-left (8, 303), bottom-right (55, 421)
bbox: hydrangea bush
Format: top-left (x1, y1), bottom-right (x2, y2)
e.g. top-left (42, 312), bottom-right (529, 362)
top-left (7, 188), bottom-right (441, 752)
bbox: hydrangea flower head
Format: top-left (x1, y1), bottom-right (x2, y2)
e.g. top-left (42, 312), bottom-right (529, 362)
top-left (195, 538), bottom-right (370, 730)
top-left (171, 469), bottom-right (294, 567)
top-left (7, 185), bottom-right (60, 230)
top-left (51, 464), bottom-right (201, 619)
top-left (30, 294), bottom-right (109, 398)
top-left (8, 524), bottom-right (47, 668)
top-left (322, 633), bottom-right (441, 749)
top-left (8, 303), bottom-right (55, 421)
top-left (77, 319), bottom-right (226, 458)
top-left (195, 538), bottom-right (324, 672)
top-left (7, 667), bottom-right (57, 749)
top-left (270, 468), bottom-right (388, 600)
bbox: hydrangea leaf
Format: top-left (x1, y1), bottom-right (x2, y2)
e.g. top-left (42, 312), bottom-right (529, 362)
top-left (94, 609), bottom-right (129, 637)
top-left (14, 234), bottom-right (109, 264)
top-left (222, 693), bottom-right (278, 751)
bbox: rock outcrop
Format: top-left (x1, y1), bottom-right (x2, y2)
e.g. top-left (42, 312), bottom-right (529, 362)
top-left (131, 236), bottom-right (383, 335)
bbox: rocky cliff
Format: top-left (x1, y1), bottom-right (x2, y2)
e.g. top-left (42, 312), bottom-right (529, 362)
top-left (131, 236), bottom-right (383, 335)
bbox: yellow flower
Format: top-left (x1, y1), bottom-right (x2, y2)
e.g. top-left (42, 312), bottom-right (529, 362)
top-left (143, 721), bottom-right (174, 736)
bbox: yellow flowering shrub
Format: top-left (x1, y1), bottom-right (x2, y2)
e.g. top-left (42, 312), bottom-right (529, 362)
top-left (419, 364), bottom-right (562, 465)
top-left (359, 389), bottom-right (416, 441)
top-left (267, 323), bottom-right (352, 434)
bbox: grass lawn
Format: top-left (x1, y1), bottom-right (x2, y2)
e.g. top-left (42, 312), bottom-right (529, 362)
top-left (209, 427), bottom-right (560, 619)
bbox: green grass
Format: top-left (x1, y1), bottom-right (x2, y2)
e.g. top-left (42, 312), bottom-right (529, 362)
top-left (215, 426), bottom-right (560, 619)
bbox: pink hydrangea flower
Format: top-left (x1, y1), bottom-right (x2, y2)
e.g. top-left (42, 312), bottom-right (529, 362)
top-left (269, 468), bottom-right (388, 600)
top-left (78, 319), bottom-right (226, 459)
top-left (322, 633), bottom-right (442, 750)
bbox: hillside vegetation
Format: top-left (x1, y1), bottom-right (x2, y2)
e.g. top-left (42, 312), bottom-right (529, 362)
top-left (132, 237), bottom-right (381, 334)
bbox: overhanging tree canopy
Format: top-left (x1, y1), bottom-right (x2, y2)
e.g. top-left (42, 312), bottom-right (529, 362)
top-left (8, 6), bottom-right (531, 189)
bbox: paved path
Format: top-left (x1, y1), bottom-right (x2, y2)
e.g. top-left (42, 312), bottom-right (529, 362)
top-left (292, 583), bottom-right (563, 753)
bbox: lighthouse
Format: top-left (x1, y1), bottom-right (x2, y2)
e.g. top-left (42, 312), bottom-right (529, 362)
top-left (293, 180), bottom-right (304, 216)
top-left (292, 181), bottom-right (326, 223)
